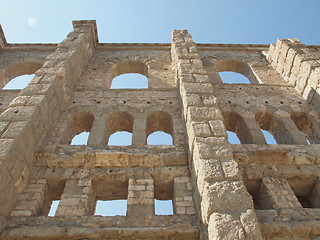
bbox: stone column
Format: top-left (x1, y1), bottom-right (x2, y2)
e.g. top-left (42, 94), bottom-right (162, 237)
top-left (132, 117), bottom-right (146, 146)
top-left (0, 21), bottom-right (97, 216)
top-left (55, 170), bottom-right (93, 216)
top-left (258, 178), bottom-right (301, 209)
top-left (267, 38), bottom-right (320, 112)
top-left (127, 170), bottom-right (154, 216)
top-left (241, 118), bottom-right (266, 144)
top-left (171, 30), bottom-right (262, 239)
top-left (173, 176), bottom-right (196, 215)
top-left (87, 115), bottom-right (107, 147)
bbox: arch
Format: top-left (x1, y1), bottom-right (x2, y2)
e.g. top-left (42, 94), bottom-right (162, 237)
top-left (106, 111), bottom-right (134, 144)
top-left (255, 111), bottom-right (293, 144)
top-left (291, 112), bottom-right (320, 144)
top-left (1, 62), bottom-right (42, 88)
top-left (223, 111), bottom-right (253, 144)
top-left (215, 59), bottom-right (258, 84)
top-left (146, 111), bottom-right (173, 144)
top-left (61, 112), bottom-right (94, 144)
top-left (108, 61), bottom-right (148, 89)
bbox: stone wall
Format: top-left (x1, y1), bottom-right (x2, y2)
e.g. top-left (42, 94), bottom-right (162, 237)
top-left (0, 20), bottom-right (319, 239)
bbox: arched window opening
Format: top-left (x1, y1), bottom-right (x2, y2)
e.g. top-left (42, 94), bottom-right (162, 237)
top-left (227, 131), bottom-right (241, 144)
top-left (2, 74), bottom-right (35, 90)
top-left (62, 112), bottom-right (94, 145)
top-left (106, 111), bottom-right (134, 146)
top-left (71, 131), bottom-right (90, 145)
top-left (108, 131), bottom-right (132, 146)
top-left (291, 112), bottom-right (319, 144)
top-left (147, 131), bottom-right (173, 145)
top-left (215, 59), bottom-right (258, 84)
top-left (146, 111), bottom-right (173, 145)
top-left (222, 111), bottom-right (253, 144)
top-left (255, 111), bottom-right (296, 144)
top-left (110, 73), bottom-right (148, 89)
top-left (261, 129), bottom-right (277, 144)
top-left (95, 200), bottom-right (127, 216)
top-left (219, 72), bottom-right (250, 84)
top-left (108, 61), bottom-right (148, 89)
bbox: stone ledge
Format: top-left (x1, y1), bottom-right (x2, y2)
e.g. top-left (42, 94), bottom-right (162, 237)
top-left (2, 215), bottom-right (199, 239)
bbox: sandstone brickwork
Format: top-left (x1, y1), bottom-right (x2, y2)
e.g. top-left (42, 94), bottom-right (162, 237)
top-left (0, 20), bottom-right (319, 239)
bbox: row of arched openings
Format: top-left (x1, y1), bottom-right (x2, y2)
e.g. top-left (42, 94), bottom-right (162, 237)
top-left (65, 111), bottom-right (174, 146)
top-left (224, 111), bottom-right (319, 145)
top-left (2, 58), bottom-right (259, 91)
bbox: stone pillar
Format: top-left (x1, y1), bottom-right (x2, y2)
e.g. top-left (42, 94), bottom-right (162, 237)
top-left (171, 30), bottom-right (262, 239)
top-left (0, 21), bottom-right (97, 216)
top-left (275, 117), bottom-right (308, 145)
top-left (241, 118), bottom-right (266, 144)
top-left (258, 178), bottom-right (301, 209)
top-left (87, 115), bottom-right (107, 147)
top-left (55, 170), bottom-right (93, 216)
top-left (267, 38), bottom-right (320, 112)
top-left (173, 176), bottom-right (196, 215)
top-left (127, 170), bottom-right (154, 216)
top-left (10, 179), bottom-right (47, 217)
top-left (132, 117), bottom-right (146, 146)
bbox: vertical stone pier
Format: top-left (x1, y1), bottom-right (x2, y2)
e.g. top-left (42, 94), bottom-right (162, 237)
top-left (171, 30), bottom-right (262, 239)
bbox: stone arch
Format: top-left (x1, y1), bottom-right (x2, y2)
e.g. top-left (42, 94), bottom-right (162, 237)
top-left (61, 111), bottom-right (94, 144)
top-left (108, 61), bottom-right (148, 89)
top-left (291, 112), bottom-right (320, 144)
top-left (255, 110), bottom-right (296, 144)
top-left (223, 111), bottom-right (253, 144)
top-left (215, 59), bottom-right (258, 84)
top-left (146, 111), bottom-right (173, 144)
top-left (106, 111), bottom-right (134, 144)
top-left (1, 62), bottom-right (42, 88)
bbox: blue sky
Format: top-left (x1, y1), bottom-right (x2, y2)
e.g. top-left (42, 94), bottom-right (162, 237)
top-left (0, 0), bottom-right (319, 45)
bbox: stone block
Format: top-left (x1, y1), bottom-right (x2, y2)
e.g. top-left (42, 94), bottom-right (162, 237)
top-left (187, 106), bottom-right (222, 122)
top-left (201, 181), bottom-right (253, 223)
top-left (208, 212), bottom-right (245, 240)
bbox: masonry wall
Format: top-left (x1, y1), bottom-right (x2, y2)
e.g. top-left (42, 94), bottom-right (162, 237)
top-left (0, 20), bottom-right (319, 239)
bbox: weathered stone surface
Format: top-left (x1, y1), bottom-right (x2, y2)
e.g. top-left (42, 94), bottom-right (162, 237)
top-left (0, 21), bottom-right (318, 240)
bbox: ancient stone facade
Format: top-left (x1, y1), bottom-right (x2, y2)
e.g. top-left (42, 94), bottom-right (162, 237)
top-left (0, 20), bottom-right (319, 239)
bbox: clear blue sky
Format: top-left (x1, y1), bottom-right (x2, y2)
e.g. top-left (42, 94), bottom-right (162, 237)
top-left (0, 0), bottom-right (319, 45)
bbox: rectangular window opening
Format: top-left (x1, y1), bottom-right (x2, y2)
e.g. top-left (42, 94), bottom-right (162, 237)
top-left (287, 177), bottom-right (319, 209)
top-left (243, 179), bottom-right (262, 210)
top-left (154, 181), bottom-right (173, 215)
top-left (154, 199), bottom-right (173, 215)
top-left (43, 179), bottom-right (66, 216)
top-left (93, 179), bottom-right (128, 216)
top-left (95, 199), bottom-right (127, 216)
top-left (48, 200), bottom-right (60, 217)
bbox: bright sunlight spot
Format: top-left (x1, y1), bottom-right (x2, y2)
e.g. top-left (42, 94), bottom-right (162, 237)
top-left (110, 73), bottom-right (148, 89)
